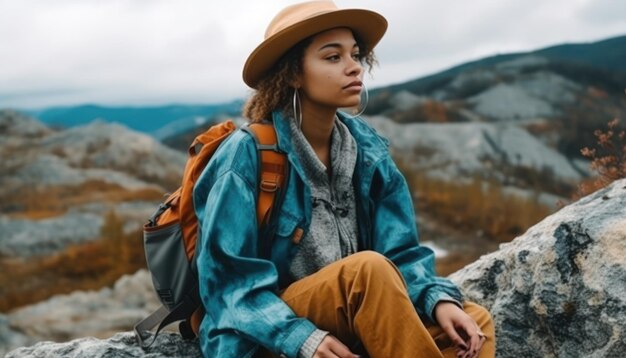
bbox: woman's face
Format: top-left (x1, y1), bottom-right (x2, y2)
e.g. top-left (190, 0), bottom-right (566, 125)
top-left (298, 27), bottom-right (364, 111)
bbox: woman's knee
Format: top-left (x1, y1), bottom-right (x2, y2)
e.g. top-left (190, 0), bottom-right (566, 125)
top-left (345, 251), bottom-right (403, 281)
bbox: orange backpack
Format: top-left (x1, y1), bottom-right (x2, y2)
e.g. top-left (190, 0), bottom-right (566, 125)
top-left (134, 120), bottom-right (288, 347)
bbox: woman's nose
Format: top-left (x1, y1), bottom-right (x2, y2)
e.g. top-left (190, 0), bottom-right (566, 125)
top-left (346, 57), bottom-right (363, 77)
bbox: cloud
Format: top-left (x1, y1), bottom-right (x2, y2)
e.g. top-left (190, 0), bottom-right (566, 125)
top-left (578, 0), bottom-right (626, 26)
top-left (1, 0), bottom-right (625, 108)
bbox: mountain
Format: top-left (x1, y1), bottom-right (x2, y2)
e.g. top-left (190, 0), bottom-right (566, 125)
top-left (366, 35), bottom-right (626, 161)
top-left (27, 101), bottom-right (244, 138)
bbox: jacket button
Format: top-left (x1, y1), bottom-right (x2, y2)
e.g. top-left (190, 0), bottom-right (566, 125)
top-left (292, 228), bottom-right (304, 245)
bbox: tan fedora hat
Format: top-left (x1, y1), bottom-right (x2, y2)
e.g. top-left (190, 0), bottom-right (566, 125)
top-left (242, 1), bottom-right (387, 88)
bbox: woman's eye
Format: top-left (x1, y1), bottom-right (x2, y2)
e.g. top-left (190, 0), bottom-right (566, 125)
top-left (326, 55), bottom-right (340, 61)
top-left (352, 53), bottom-right (361, 61)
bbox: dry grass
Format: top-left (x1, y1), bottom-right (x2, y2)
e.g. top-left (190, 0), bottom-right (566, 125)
top-left (392, 100), bottom-right (467, 124)
top-left (2, 180), bottom-right (164, 219)
top-left (398, 162), bottom-right (554, 244)
top-left (0, 183), bottom-right (164, 312)
top-left (0, 210), bottom-right (147, 312)
top-left (436, 253), bottom-right (477, 277)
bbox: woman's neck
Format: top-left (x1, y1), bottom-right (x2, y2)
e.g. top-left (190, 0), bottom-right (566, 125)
top-left (300, 103), bottom-right (335, 151)
top-left (299, 101), bottom-right (336, 171)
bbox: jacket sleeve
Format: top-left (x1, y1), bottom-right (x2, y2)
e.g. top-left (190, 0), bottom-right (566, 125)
top-left (193, 135), bottom-right (316, 358)
top-left (370, 155), bottom-right (464, 322)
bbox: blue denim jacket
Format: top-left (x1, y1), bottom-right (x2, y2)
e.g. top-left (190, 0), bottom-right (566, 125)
top-left (193, 111), bottom-right (463, 358)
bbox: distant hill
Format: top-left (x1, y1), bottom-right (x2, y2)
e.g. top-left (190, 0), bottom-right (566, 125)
top-left (28, 101), bottom-right (244, 138)
top-left (370, 34), bottom-right (626, 98)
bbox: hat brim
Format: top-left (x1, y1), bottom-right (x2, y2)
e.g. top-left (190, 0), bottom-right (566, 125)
top-left (243, 9), bottom-right (387, 88)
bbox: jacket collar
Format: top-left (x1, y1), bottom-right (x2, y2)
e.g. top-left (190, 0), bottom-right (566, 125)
top-left (336, 111), bottom-right (388, 166)
top-left (272, 110), bottom-right (388, 167)
top-left (272, 111), bottom-right (305, 178)
top-left (272, 110), bottom-right (295, 157)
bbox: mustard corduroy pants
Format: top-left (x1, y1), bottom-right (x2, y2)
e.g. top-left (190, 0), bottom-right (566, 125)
top-left (257, 251), bottom-right (495, 358)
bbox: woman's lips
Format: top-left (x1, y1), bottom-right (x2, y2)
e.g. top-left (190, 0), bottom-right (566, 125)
top-left (343, 80), bottom-right (363, 91)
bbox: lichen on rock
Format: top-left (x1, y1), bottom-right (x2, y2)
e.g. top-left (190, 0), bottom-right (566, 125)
top-left (450, 178), bottom-right (626, 357)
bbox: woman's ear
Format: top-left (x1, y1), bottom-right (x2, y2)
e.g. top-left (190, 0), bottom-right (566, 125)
top-left (291, 73), bottom-right (302, 89)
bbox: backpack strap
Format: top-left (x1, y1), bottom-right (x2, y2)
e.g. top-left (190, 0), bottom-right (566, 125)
top-left (242, 122), bottom-right (288, 226)
top-left (134, 283), bottom-right (200, 348)
top-left (241, 122), bottom-right (289, 258)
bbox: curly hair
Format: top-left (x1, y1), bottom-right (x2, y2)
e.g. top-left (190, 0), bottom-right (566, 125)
top-left (243, 32), bottom-right (378, 123)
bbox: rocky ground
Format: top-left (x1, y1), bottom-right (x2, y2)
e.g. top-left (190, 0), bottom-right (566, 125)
top-left (4, 178), bottom-right (626, 357)
top-left (0, 201), bottom-right (158, 258)
top-left (5, 332), bottom-right (202, 358)
top-left (1, 270), bottom-right (161, 356)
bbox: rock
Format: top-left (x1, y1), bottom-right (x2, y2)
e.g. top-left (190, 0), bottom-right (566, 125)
top-left (5, 332), bottom-right (201, 358)
top-left (449, 178), bottom-right (626, 357)
top-left (7, 270), bottom-right (160, 342)
top-left (0, 314), bottom-right (33, 356)
top-left (6, 154), bottom-right (162, 190)
top-left (0, 211), bottom-right (103, 257)
top-left (0, 115), bottom-right (185, 194)
top-left (469, 82), bottom-right (557, 120)
top-left (0, 201), bottom-right (159, 257)
top-left (0, 110), bottom-right (51, 141)
top-left (388, 90), bottom-right (430, 111)
top-left (39, 120), bottom-right (186, 187)
top-left (367, 115), bottom-right (582, 183)
top-left (1, 270), bottom-right (162, 356)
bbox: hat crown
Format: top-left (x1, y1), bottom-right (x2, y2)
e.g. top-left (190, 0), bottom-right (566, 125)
top-left (265, 1), bottom-right (338, 39)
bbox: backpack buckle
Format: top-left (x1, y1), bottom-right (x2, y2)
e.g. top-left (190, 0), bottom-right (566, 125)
top-left (260, 180), bottom-right (278, 192)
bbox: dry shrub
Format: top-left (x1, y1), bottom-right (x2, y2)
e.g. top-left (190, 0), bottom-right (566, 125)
top-left (393, 100), bottom-right (465, 124)
top-left (398, 161), bottom-right (553, 243)
top-left (577, 117), bottom-right (626, 197)
top-left (50, 146), bottom-right (67, 158)
top-left (2, 180), bottom-right (164, 218)
top-left (418, 101), bottom-right (449, 123)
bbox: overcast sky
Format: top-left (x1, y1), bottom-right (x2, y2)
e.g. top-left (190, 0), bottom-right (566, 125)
top-left (1, 0), bottom-right (626, 109)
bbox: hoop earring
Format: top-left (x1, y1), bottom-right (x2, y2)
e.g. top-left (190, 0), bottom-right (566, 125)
top-left (342, 82), bottom-right (369, 119)
top-left (292, 87), bottom-right (302, 129)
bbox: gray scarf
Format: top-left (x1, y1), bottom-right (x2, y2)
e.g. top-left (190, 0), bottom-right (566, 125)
top-left (287, 116), bottom-right (359, 281)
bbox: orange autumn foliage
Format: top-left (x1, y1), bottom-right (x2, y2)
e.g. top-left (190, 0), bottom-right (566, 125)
top-left (578, 117), bottom-right (626, 197)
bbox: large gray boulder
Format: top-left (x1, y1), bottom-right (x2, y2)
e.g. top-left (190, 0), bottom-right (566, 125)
top-left (450, 178), bottom-right (626, 357)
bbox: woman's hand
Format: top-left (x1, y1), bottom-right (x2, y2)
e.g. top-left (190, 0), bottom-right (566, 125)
top-left (434, 302), bottom-right (486, 358)
top-left (313, 335), bottom-right (360, 358)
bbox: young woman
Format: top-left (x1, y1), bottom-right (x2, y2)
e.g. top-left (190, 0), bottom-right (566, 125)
top-left (193, 1), bottom-right (495, 357)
